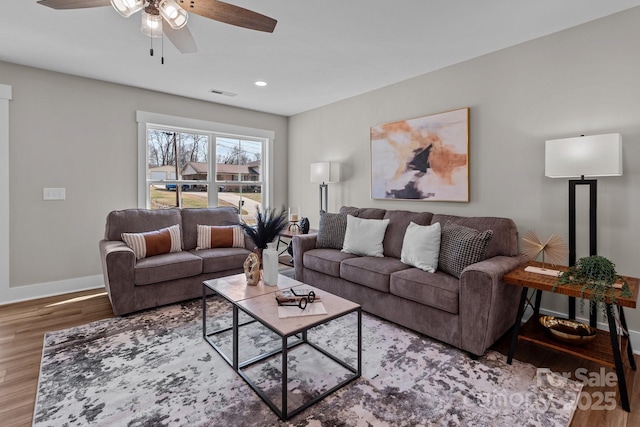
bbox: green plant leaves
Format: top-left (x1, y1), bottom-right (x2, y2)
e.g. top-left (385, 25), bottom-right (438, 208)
top-left (554, 255), bottom-right (631, 316)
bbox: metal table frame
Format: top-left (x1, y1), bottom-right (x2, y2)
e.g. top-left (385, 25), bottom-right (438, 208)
top-left (202, 282), bottom-right (362, 420)
top-left (504, 261), bottom-right (638, 412)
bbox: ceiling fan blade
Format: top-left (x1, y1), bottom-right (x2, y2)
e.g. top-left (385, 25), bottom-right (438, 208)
top-left (37, 0), bottom-right (111, 9)
top-left (164, 25), bottom-right (198, 54)
top-left (180, 0), bottom-right (277, 33)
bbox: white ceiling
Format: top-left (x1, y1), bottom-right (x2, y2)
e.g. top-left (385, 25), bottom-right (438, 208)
top-left (2, 1), bottom-right (640, 117)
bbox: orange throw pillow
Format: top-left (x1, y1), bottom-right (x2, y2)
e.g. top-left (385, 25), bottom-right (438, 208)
top-left (121, 224), bottom-right (182, 260)
top-left (197, 225), bottom-right (245, 249)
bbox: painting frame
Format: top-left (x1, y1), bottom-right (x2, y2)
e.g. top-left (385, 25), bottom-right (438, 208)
top-left (370, 107), bottom-right (469, 202)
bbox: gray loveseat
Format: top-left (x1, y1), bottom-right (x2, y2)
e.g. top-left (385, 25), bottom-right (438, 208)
top-left (293, 206), bottom-right (524, 357)
top-left (99, 207), bottom-right (252, 316)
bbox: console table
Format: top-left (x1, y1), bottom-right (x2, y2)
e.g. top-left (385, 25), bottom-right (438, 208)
top-left (504, 261), bottom-right (638, 412)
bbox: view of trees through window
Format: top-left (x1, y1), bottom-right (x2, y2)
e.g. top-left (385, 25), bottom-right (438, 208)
top-left (146, 128), bottom-right (264, 224)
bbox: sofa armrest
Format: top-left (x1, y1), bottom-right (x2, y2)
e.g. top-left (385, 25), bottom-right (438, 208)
top-left (292, 234), bottom-right (318, 281)
top-left (99, 239), bottom-right (136, 316)
top-left (458, 255), bottom-right (526, 356)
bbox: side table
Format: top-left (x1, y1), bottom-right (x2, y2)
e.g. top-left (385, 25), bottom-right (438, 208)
top-left (504, 261), bottom-right (638, 412)
top-left (276, 228), bottom-right (318, 258)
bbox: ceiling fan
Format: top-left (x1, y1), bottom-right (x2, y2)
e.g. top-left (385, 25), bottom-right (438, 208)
top-left (37, 0), bottom-right (277, 55)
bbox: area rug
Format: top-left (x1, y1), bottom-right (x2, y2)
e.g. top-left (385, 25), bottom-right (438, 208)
top-left (34, 297), bottom-right (582, 426)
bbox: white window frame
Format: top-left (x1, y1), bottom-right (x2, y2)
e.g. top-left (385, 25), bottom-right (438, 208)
top-left (136, 111), bottom-right (274, 209)
top-left (0, 84), bottom-right (12, 301)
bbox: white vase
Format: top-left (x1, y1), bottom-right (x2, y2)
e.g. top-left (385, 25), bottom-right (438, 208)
top-left (262, 242), bottom-right (279, 286)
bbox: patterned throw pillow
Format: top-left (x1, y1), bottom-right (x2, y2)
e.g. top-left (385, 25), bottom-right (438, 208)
top-left (196, 225), bottom-right (245, 250)
top-left (121, 224), bottom-right (182, 260)
top-left (316, 212), bottom-right (348, 249)
top-left (438, 221), bottom-right (493, 278)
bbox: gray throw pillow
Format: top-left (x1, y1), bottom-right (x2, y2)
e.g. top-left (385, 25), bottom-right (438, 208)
top-left (438, 221), bottom-right (493, 278)
top-left (316, 212), bottom-right (347, 249)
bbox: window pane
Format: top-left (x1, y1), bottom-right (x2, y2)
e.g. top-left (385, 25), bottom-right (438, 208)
top-left (239, 140), bottom-right (262, 184)
top-left (238, 185), bottom-right (263, 225)
top-left (148, 129), bottom-right (208, 181)
top-left (179, 133), bottom-right (209, 183)
top-left (214, 185), bottom-right (263, 224)
top-left (149, 184), bottom-right (209, 209)
top-left (216, 137), bottom-right (262, 184)
top-left (150, 184), bottom-right (178, 209)
top-left (180, 184), bottom-right (208, 208)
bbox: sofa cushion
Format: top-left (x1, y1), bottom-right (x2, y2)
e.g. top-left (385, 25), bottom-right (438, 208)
top-left (134, 251), bottom-right (203, 286)
top-left (316, 212), bottom-right (347, 249)
top-left (196, 225), bottom-right (245, 249)
top-left (339, 206), bottom-right (386, 219)
top-left (194, 248), bottom-right (252, 273)
top-left (341, 215), bottom-right (389, 257)
top-left (304, 248), bottom-right (358, 278)
top-left (382, 210), bottom-right (434, 258)
top-left (121, 224), bottom-right (182, 260)
top-left (431, 214), bottom-right (517, 258)
top-left (390, 269), bottom-right (460, 314)
top-left (400, 222), bottom-right (441, 273)
top-left (438, 221), bottom-right (493, 278)
top-left (182, 207), bottom-right (241, 250)
top-left (340, 256), bottom-right (410, 293)
top-left (105, 208), bottom-right (183, 241)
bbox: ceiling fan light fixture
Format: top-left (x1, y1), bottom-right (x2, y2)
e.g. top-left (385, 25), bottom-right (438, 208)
top-left (158, 0), bottom-right (188, 29)
top-left (111, 0), bottom-right (144, 18)
top-left (141, 11), bottom-right (163, 38)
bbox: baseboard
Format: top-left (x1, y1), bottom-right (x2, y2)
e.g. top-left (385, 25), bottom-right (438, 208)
top-left (0, 275), bottom-right (105, 306)
top-left (522, 305), bottom-right (640, 356)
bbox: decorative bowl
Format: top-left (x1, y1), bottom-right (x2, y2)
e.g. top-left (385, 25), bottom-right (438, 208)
top-left (539, 316), bottom-right (597, 346)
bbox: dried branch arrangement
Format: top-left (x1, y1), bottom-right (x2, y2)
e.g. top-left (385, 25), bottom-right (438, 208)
top-left (521, 230), bottom-right (568, 268)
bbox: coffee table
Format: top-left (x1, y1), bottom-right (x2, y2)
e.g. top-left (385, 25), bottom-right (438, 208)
top-left (202, 273), bottom-right (362, 420)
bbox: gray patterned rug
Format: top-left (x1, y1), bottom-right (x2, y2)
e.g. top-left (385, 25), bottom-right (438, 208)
top-left (34, 297), bottom-right (582, 426)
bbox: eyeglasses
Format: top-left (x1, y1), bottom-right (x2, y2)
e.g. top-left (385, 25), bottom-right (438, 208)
top-left (276, 291), bottom-right (316, 309)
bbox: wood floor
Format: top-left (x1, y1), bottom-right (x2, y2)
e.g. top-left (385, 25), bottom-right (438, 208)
top-left (1, 287), bottom-right (639, 427)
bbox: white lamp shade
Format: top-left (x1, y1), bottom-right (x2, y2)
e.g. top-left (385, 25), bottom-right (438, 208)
top-left (310, 162), bottom-right (341, 183)
top-left (158, 0), bottom-right (188, 29)
top-left (111, 0), bottom-right (144, 18)
top-left (141, 11), bottom-right (163, 38)
top-left (545, 133), bottom-right (622, 178)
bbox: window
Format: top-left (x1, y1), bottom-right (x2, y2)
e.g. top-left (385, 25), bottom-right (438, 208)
top-left (137, 111), bottom-right (274, 224)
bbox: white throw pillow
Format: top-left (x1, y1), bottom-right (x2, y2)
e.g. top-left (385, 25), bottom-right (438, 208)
top-left (341, 215), bottom-right (390, 257)
top-left (400, 222), bottom-right (441, 272)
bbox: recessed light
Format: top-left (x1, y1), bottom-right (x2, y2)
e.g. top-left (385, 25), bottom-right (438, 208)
top-left (255, 81), bottom-right (267, 87)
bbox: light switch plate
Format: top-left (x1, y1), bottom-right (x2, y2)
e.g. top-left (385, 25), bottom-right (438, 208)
top-left (43, 188), bottom-right (66, 201)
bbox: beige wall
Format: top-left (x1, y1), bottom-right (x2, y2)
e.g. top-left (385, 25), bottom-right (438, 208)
top-left (289, 8), bottom-right (640, 333)
top-left (1, 61), bottom-right (288, 296)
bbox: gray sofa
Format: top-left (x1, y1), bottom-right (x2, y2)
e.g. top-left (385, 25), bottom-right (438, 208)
top-left (293, 206), bottom-right (524, 357)
top-left (99, 207), bottom-right (252, 316)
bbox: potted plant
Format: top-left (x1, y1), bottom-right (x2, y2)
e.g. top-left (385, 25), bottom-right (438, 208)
top-left (240, 206), bottom-right (289, 252)
top-left (554, 255), bottom-right (632, 315)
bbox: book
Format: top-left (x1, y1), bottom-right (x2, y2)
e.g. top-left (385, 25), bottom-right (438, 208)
top-left (275, 290), bottom-right (321, 304)
top-left (291, 288), bottom-right (316, 297)
top-left (277, 302), bottom-right (328, 318)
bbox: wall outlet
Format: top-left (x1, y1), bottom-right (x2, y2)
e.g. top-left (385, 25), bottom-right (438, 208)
top-left (43, 188), bottom-right (66, 201)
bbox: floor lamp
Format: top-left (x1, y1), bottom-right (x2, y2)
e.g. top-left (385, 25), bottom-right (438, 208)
top-left (310, 162), bottom-right (341, 213)
top-left (545, 133), bottom-right (623, 326)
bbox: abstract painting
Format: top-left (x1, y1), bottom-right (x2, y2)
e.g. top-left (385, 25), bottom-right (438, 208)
top-left (371, 108), bottom-right (469, 202)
